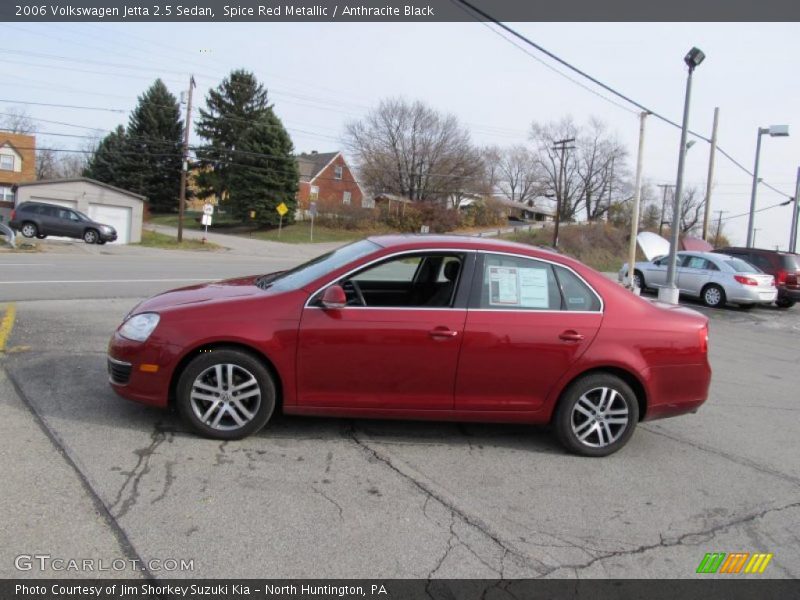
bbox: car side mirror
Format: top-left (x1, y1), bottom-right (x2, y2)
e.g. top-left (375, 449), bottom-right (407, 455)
top-left (320, 285), bottom-right (347, 309)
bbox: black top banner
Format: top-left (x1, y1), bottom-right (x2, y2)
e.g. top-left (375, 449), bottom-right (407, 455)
top-left (2, 0), bottom-right (799, 22)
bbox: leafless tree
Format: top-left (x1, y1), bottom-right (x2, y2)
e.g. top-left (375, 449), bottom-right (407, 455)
top-left (36, 132), bottom-right (101, 180)
top-left (490, 144), bottom-right (543, 204)
top-left (530, 116), bottom-right (631, 223)
top-left (0, 107), bottom-right (36, 135)
top-left (676, 187), bottom-right (705, 234)
top-left (344, 98), bottom-right (482, 202)
top-left (577, 118), bottom-right (629, 221)
top-left (529, 117), bottom-right (581, 222)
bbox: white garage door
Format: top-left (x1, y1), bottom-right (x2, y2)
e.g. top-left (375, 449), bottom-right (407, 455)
top-left (88, 204), bottom-right (131, 244)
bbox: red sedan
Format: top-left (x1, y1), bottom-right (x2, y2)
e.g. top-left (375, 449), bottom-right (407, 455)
top-left (108, 235), bottom-right (711, 456)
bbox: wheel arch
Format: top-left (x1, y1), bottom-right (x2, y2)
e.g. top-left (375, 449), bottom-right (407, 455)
top-left (552, 365), bottom-right (648, 422)
top-left (168, 341), bottom-right (284, 413)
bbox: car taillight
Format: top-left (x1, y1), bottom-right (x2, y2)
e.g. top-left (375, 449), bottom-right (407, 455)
top-left (776, 270), bottom-right (787, 285)
top-left (734, 275), bottom-right (758, 286)
top-left (699, 324), bottom-right (709, 353)
top-left (10, 209), bottom-right (15, 220)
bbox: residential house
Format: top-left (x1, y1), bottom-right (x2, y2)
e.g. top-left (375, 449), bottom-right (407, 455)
top-left (296, 151), bottom-right (367, 211)
top-left (0, 131), bottom-right (36, 222)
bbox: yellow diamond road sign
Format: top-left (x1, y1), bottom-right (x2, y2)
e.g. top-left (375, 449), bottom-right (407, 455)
top-left (276, 202), bottom-right (288, 216)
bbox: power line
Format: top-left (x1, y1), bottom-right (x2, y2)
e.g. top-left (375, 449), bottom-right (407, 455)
top-left (454, 0), bottom-right (793, 199)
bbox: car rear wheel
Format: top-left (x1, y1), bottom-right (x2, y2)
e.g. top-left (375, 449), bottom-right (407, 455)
top-left (776, 298), bottom-right (795, 309)
top-left (83, 229), bottom-right (99, 244)
top-left (554, 373), bottom-right (639, 457)
top-left (702, 284), bottom-right (726, 308)
top-left (176, 349), bottom-right (276, 440)
top-left (21, 222), bottom-right (38, 238)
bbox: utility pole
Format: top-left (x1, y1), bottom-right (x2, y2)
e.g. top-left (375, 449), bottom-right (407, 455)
top-left (702, 107), bottom-right (719, 240)
top-left (551, 138), bottom-right (575, 248)
top-left (605, 155), bottom-right (615, 221)
top-left (626, 112), bottom-right (648, 290)
top-left (657, 184), bottom-right (675, 236)
top-left (177, 74), bottom-right (196, 244)
top-left (713, 210), bottom-right (728, 247)
top-left (753, 228), bottom-right (760, 247)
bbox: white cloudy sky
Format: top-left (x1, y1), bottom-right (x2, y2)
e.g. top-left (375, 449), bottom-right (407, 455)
top-left (2, 21), bottom-right (798, 249)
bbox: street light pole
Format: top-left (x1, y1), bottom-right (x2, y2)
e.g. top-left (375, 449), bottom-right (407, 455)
top-left (790, 167), bottom-right (800, 253)
top-left (746, 124), bottom-right (790, 248)
top-left (626, 111), bottom-right (648, 290)
top-left (660, 47), bottom-right (705, 305)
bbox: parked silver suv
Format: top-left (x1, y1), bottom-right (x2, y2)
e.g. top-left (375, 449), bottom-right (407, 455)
top-left (9, 201), bottom-right (117, 244)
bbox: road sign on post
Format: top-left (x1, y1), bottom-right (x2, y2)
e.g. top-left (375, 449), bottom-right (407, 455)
top-left (203, 203), bottom-right (214, 216)
top-left (276, 202), bottom-right (288, 238)
top-left (201, 213), bottom-right (212, 243)
top-left (309, 201), bottom-right (317, 242)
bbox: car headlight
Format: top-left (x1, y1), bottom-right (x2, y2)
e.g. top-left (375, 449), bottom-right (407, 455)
top-left (101, 225), bottom-right (114, 233)
top-left (119, 313), bottom-right (160, 342)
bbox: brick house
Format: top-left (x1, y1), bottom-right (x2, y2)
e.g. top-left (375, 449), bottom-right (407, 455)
top-left (0, 132), bottom-right (36, 220)
top-left (296, 151), bottom-right (368, 210)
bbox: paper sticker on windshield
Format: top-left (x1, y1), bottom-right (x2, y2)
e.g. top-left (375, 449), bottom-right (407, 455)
top-left (519, 268), bottom-right (549, 308)
top-left (488, 267), bottom-right (519, 305)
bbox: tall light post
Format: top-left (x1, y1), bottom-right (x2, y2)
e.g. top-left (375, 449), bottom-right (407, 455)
top-left (659, 47), bottom-right (705, 305)
top-left (790, 167), bottom-right (800, 253)
top-left (746, 124), bottom-right (789, 248)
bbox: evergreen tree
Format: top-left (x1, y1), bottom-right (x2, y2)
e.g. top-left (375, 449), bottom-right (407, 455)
top-left (83, 125), bottom-right (132, 186)
top-left (227, 111), bottom-right (298, 226)
top-left (126, 79), bottom-right (184, 213)
top-left (195, 69), bottom-right (280, 218)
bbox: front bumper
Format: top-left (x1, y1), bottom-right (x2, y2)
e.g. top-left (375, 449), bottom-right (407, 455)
top-left (99, 231), bottom-right (118, 242)
top-left (107, 332), bottom-right (172, 408)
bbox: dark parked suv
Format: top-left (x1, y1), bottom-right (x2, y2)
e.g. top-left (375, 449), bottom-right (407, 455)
top-left (714, 247), bottom-right (800, 308)
top-left (9, 201), bottom-right (117, 244)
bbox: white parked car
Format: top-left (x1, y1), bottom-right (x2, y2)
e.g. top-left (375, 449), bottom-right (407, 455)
top-left (620, 251), bottom-right (777, 308)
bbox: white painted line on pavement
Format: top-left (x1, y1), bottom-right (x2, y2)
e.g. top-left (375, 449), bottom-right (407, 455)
top-left (0, 278), bottom-right (214, 284)
top-left (0, 264), bottom-right (54, 267)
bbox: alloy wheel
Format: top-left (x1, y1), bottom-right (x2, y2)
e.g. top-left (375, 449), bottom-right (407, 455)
top-left (189, 363), bottom-right (262, 431)
top-left (570, 386), bottom-right (630, 448)
top-left (704, 286), bottom-right (722, 307)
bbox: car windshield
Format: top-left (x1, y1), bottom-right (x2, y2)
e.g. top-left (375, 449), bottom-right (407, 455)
top-left (263, 239), bottom-right (380, 291)
top-left (725, 258), bottom-right (760, 273)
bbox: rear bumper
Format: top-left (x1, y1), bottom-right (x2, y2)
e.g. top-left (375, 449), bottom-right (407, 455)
top-left (642, 362), bottom-right (711, 421)
top-left (778, 286), bottom-right (800, 302)
top-left (726, 286), bottom-right (777, 304)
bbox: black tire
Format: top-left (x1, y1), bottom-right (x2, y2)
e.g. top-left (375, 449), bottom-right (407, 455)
top-left (97, 240), bottom-right (107, 245)
top-left (701, 284), bottom-right (726, 308)
top-left (176, 348), bottom-right (276, 440)
top-left (776, 298), bottom-right (795, 309)
top-left (633, 270), bottom-right (646, 292)
top-left (20, 222), bottom-right (38, 238)
top-left (83, 229), bottom-right (99, 244)
top-left (553, 373), bottom-right (639, 457)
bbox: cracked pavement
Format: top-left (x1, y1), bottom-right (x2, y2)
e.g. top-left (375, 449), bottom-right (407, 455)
top-left (1, 255), bottom-right (799, 579)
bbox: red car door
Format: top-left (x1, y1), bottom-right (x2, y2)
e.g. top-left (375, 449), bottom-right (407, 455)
top-left (455, 252), bottom-right (603, 412)
top-left (296, 253), bottom-right (471, 410)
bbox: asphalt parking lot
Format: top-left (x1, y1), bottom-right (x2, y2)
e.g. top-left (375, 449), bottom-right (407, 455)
top-left (1, 247), bottom-right (799, 579)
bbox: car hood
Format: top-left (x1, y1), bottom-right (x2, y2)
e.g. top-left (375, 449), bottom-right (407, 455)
top-left (637, 232), bottom-right (671, 261)
top-left (132, 275), bottom-right (263, 313)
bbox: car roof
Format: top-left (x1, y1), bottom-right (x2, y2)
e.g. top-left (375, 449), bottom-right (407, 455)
top-left (367, 234), bottom-right (562, 257)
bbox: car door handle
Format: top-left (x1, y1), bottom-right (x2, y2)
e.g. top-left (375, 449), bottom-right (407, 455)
top-left (559, 330), bottom-right (585, 342)
top-left (429, 327), bottom-right (459, 339)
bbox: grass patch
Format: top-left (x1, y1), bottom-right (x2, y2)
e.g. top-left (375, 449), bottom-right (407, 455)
top-left (241, 221), bottom-right (391, 244)
top-left (138, 230), bottom-right (221, 251)
top-left (503, 223), bottom-right (634, 272)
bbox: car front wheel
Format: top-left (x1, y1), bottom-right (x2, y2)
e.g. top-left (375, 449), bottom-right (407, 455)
top-left (554, 373), bottom-right (639, 457)
top-left (176, 348), bottom-right (276, 440)
top-left (21, 222), bottom-right (38, 238)
top-left (83, 229), bottom-right (99, 244)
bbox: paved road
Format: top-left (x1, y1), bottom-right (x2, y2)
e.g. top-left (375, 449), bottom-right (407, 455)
top-left (1, 250), bottom-right (799, 579)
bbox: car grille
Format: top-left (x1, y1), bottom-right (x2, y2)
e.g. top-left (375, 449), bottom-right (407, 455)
top-left (107, 357), bottom-right (132, 385)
